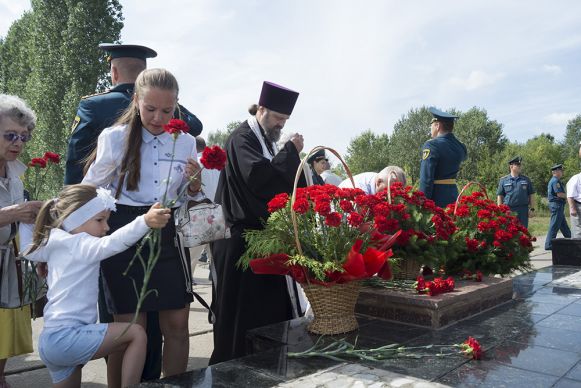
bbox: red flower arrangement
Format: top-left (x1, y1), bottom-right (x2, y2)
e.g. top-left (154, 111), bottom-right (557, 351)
top-left (239, 184), bottom-right (400, 285)
top-left (371, 182), bottom-right (457, 271)
top-left (29, 157), bottom-right (47, 168)
top-left (443, 191), bottom-right (534, 276)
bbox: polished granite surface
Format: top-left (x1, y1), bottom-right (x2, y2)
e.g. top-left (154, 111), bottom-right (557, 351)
top-left (138, 266), bottom-right (581, 387)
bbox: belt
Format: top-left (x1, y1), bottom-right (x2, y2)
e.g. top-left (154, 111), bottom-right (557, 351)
top-left (433, 179), bottom-right (456, 184)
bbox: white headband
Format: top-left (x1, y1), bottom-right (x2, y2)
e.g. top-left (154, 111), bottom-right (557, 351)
top-left (62, 187), bottom-right (117, 232)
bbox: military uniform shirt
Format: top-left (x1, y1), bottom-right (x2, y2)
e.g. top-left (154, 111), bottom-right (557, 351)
top-left (419, 132), bottom-right (467, 207)
top-left (496, 174), bottom-right (534, 207)
top-left (83, 124), bottom-right (199, 207)
top-left (547, 176), bottom-right (566, 203)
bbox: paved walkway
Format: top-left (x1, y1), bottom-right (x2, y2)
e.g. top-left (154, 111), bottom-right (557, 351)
top-left (4, 235), bottom-right (556, 387)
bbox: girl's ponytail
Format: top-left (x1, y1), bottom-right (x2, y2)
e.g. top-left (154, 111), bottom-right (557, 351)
top-left (27, 199), bottom-right (58, 254)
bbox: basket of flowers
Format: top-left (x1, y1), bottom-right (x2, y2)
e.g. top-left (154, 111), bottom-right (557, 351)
top-left (443, 182), bottom-right (534, 276)
top-left (238, 146), bottom-right (400, 335)
top-left (371, 182), bottom-right (457, 279)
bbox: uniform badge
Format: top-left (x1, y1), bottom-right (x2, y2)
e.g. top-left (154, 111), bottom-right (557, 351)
top-left (71, 115), bottom-right (81, 132)
top-left (422, 149), bottom-right (430, 160)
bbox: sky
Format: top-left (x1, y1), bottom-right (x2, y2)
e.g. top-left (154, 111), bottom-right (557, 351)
top-left (1, 1), bottom-right (581, 157)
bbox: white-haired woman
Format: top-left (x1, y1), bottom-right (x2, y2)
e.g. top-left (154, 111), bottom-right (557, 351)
top-left (0, 94), bottom-right (43, 388)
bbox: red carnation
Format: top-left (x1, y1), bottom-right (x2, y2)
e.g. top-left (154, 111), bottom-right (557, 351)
top-left (43, 152), bottom-right (60, 164)
top-left (29, 157), bottom-right (47, 168)
top-left (200, 145), bottom-right (227, 170)
top-left (462, 336), bottom-right (483, 360)
top-left (163, 118), bottom-right (190, 137)
top-left (325, 212), bottom-right (342, 227)
top-left (292, 197), bottom-right (310, 214)
top-left (347, 212), bottom-right (364, 227)
top-left (267, 193), bottom-right (289, 213)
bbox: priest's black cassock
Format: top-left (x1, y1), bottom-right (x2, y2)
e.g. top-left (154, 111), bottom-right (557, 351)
top-left (210, 120), bottom-right (305, 364)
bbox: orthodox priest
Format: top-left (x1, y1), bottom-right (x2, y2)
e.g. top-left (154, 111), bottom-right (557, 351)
top-left (210, 81), bottom-right (306, 364)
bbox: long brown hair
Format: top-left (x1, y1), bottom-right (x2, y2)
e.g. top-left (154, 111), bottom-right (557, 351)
top-left (27, 184), bottom-right (99, 254)
top-left (84, 68), bottom-right (179, 191)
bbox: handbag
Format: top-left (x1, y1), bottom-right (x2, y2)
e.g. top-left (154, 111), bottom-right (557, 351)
top-left (0, 239), bottom-right (47, 315)
top-left (175, 198), bottom-right (231, 247)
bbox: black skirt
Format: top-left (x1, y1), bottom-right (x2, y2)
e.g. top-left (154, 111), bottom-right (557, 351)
top-left (101, 204), bottom-right (193, 314)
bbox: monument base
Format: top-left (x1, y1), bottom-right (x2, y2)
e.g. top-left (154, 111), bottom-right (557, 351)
top-left (355, 277), bottom-right (513, 329)
top-left (552, 238), bottom-right (581, 266)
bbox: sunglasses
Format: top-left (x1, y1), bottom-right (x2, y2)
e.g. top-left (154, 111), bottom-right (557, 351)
top-left (2, 132), bottom-right (32, 143)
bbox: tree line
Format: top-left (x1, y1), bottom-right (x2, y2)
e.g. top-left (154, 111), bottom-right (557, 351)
top-left (0, 0), bottom-right (122, 197)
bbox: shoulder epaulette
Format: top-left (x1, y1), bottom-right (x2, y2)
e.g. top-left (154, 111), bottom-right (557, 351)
top-left (81, 90), bottom-right (112, 99)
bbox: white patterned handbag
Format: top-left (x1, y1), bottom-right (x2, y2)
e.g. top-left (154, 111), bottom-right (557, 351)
top-left (175, 199), bottom-right (231, 247)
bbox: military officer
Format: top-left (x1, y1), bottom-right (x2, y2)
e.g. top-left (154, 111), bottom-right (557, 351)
top-left (64, 43), bottom-right (203, 184)
top-left (545, 164), bottom-right (571, 250)
top-left (497, 157), bottom-right (536, 228)
top-left (419, 107), bottom-right (467, 208)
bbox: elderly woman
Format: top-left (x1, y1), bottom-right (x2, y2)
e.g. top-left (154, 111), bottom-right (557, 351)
top-left (0, 94), bottom-right (43, 388)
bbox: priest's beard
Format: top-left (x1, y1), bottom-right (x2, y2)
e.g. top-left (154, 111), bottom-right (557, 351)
top-left (264, 125), bottom-right (282, 143)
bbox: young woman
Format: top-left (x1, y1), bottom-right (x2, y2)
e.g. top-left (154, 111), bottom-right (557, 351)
top-left (83, 68), bottom-right (202, 377)
top-left (26, 184), bottom-right (170, 387)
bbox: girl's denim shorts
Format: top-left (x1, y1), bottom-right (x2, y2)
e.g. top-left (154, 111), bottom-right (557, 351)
top-left (38, 323), bottom-right (108, 383)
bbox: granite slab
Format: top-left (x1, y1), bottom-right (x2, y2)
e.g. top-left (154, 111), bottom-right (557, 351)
top-left (355, 276), bottom-right (513, 329)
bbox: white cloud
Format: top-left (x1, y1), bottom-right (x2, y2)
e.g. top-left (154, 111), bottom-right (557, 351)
top-left (543, 112), bottom-right (577, 126)
top-left (542, 64), bottom-right (562, 75)
top-left (0, 1), bottom-right (30, 37)
top-left (447, 70), bottom-right (506, 91)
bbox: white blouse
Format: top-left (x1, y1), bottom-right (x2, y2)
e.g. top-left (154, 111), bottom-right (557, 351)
top-left (26, 216), bottom-right (149, 327)
top-left (83, 124), bottom-right (198, 207)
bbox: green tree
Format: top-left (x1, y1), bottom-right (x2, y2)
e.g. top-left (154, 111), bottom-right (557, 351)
top-left (207, 121), bottom-right (241, 147)
top-left (0, 0), bottom-right (123, 197)
top-left (389, 107), bottom-right (433, 185)
top-left (454, 107), bottom-right (508, 188)
top-left (519, 134), bottom-right (563, 197)
top-left (344, 130), bottom-right (390, 175)
top-left (562, 114), bottom-right (581, 174)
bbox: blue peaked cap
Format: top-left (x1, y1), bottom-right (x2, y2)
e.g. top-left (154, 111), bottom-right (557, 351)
top-left (428, 107), bottom-right (458, 122)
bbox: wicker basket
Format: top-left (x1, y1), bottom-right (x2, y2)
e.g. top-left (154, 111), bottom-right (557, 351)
top-left (302, 281), bottom-right (361, 334)
top-left (291, 146), bottom-right (360, 335)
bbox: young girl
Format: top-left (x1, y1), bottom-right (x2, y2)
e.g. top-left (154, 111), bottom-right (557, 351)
top-left (25, 184), bottom-right (170, 388)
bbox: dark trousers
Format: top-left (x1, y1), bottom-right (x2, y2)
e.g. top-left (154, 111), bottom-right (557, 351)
top-left (98, 275), bottom-right (162, 381)
top-left (545, 202), bottom-right (572, 250)
top-left (510, 205), bottom-right (530, 228)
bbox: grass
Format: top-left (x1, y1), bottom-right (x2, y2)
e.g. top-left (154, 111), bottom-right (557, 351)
top-left (527, 215), bottom-right (549, 238)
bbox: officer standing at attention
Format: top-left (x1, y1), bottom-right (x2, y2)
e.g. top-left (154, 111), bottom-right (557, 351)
top-left (64, 43), bottom-right (203, 184)
top-left (497, 157), bottom-right (535, 228)
top-left (63, 43), bottom-right (203, 382)
top-left (545, 164), bottom-right (571, 250)
top-left (419, 107), bottom-right (467, 208)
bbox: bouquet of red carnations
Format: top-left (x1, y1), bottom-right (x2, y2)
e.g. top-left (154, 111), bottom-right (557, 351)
top-left (443, 191), bottom-right (534, 276)
top-left (239, 184), bottom-right (400, 285)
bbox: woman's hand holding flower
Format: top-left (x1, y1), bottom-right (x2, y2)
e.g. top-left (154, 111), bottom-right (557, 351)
top-left (185, 157), bottom-right (202, 194)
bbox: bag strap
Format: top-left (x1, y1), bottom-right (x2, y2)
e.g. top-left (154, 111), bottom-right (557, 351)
top-left (174, 231), bottom-right (216, 324)
top-left (11, 238), bottom-right (23, 304)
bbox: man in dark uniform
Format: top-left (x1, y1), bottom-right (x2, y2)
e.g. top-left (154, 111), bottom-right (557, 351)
top-left (545, 164), bottom-right (571, 249)
top-left (210, 81), bottom-right (306, 364)
top-left (64, 43), bottom-right (203, 184)
top-left (419, 107), bottom-right (467, 208)
top-left (497, 157), bottom-right (536, 228)
top-left (63, 43), bottom-right (203, 381)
